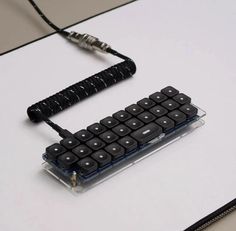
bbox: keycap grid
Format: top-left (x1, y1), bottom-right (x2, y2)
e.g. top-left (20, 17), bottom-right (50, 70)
top-left (44, 86), bottom-right (199, 180)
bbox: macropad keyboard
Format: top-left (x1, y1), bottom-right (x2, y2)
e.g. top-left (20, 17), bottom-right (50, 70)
top-left (43, 86), bottom-right (205, 190)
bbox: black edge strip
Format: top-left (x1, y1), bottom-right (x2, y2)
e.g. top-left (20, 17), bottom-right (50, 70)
top-left (0, 0), bottom-right (137, 56)
top-left (185, 198), bottom-right (236, 231)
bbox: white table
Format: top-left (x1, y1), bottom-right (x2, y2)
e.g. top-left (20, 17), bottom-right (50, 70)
top-left (1, 1), bottom-right (236, 230)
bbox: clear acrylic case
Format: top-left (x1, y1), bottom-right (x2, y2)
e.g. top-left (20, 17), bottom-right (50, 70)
top-left (43, 105), bottom-right (206, 193)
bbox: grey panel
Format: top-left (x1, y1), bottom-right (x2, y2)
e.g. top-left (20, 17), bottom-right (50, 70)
top-left (0, 0), bottom-right (134, 55)
top-left (204, 210), bottom-right (236, 231)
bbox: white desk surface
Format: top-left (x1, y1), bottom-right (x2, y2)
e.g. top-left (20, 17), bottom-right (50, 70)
top-left (1, 1), bottom-right (236, 230)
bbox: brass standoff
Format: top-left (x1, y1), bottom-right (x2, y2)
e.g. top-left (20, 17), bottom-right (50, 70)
top-left (70, 171), bottom-right (78, 187)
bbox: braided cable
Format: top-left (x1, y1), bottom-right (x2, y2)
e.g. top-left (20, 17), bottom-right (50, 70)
top-left (27, 56), bottom-right (136, 122)
top-left (26, 1), bottom-right (137, 138)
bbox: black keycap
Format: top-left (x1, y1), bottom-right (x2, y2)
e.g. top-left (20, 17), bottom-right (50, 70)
top-left (60, 137), bottom-right (80, 150)
top-left (87, 123), bottom-right (107, 135)
top-left (149, 105), bottom-right (168, 117)
top-left (100, 116), bottom-right (119, 129)
top-left (173, 93), bottom-right (191, 105)
top-left (179, 104), bottom-right (198, 119)
top-left (91, 150), bottom-right (112, 168)
top-left (99, 131), bottom-right (119, 143)
top-left (125, 104), bottom-right (144, 116)
top-left (74, 129), bottom-right (94, 142)
top-left (168, 110), bottom-right (187, 125)
top-left (137, 112), bottom-right (156, 123)
top-left (113, 110), bottom-right (132, 122)
top-left (137, 98), bottom-right (156, 109)
top-left (131, 123), bottom-right (163, 145)
top-left (125, 118), bottom-right (144, 130)
top-left (149, 92), bottom-right (168, 103)
top-left (86, 138), bottom-right (105, 151)
top-left (155, 116), bottom-right (175, 132)
top-left (46, 143), bottom-right (66, 161)
top-left (112, 124), bottom-right (131, 137)
top-left (105, 143), bottom-right (125, 160)
top-left (77, 157), bottom-right (98, 176)
top-left (57, 152), bottom-right (79, 169)
top-left (161, 86), bottom-right (179, 97)
top-left (118, 136), bottom-right (138, 152)
top-left (161, 99), bottom-right (180, 111)
top-left (72, 145), bottom-right (92, 158)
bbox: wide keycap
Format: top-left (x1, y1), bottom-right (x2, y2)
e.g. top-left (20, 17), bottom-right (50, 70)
top-left (131, 123), bottom-right (163, 145)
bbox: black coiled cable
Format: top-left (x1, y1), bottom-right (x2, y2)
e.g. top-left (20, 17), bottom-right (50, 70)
top-left (27, 0), bottom-right (136, 138)
top-left (27, 54), bottom-right (136, 122)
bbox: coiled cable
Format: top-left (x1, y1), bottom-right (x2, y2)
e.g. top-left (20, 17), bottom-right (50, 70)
top-left (27, 49), bottom-right (136, 122)
top-left (27, 0), bottom-right (136, 138)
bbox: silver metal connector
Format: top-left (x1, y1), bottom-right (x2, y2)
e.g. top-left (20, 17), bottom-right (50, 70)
top-left (67, 31), bottom-right (111, 53)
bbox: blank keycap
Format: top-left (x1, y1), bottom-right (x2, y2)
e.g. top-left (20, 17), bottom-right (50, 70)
top-left (72, 145), bottom-right (92, 158)
top-left (86, 138), bottom-right (105, 151)
top-left (137, 112), bottom-right (156, 123)
top-left (113, 110), bottom-right (132, 122)
top-left (155, 116), bottom-right (175, 132)
top-left (74, 129), bottom-right (94, 142)
top-left (149, 92), bottom-right (168, 103)
top-left (173, 93), bottom-right (191, 105)
top-left (125, 118), bottom-right (144, 130)
top-left (118, 136), bottom-right (138, 152)
top-left (161, 99), bottom-right (180, 111)
top-left (105, 143), bottom-right (125, 160)
top-left (179, 104), bottom-right (198, 118)
top-left (91, 150), bottom-right (112, 167)
top-left (149, 105), bottom-right (168, 117)
top-left (60, 137), bottom-right (80, 150)
top-left (87, 123), bottom-right (107, 135)
top-left (99, 131), bottom-right (119, 143)
top-left (161, 86), bottom-right (179, 97)
top-left (77, 157), bottom-right (98, 176)
top-left (57, 152), bottom-right (79, 169)
top-left (131, 123), bottom-right (163, 145)
top-left (168, 110), bottom-right (187, 125)
top-left (100, 116), bottom-right (119, 128)
top-left (112, 124), bottom-right (131, 137)
top-left (46, 143), bottom-right (66, 161)
top-left (125, 104), bottom-right (144, 116)
top-left (137, 98), bottom-right (156, 109)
